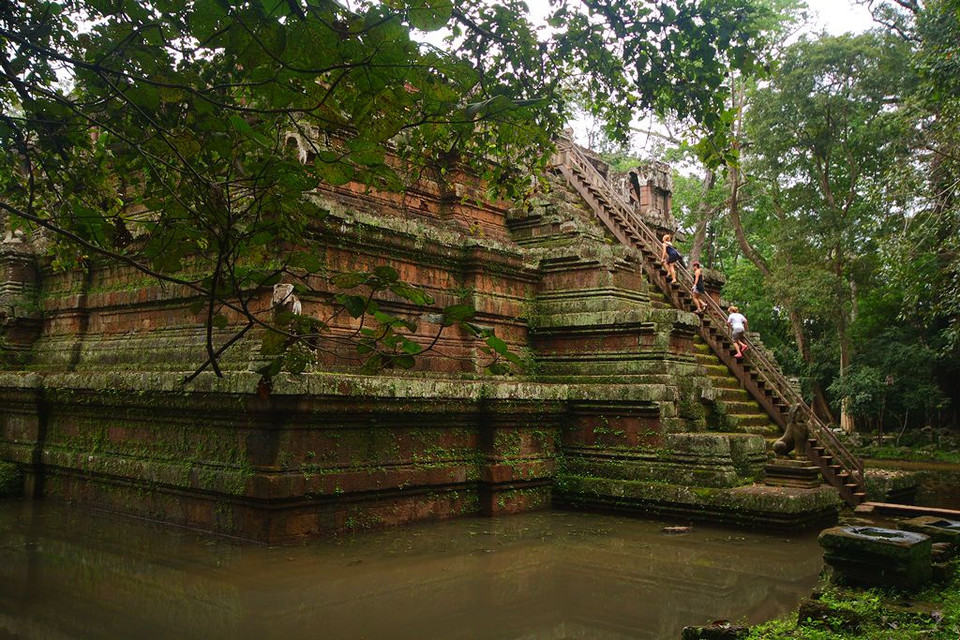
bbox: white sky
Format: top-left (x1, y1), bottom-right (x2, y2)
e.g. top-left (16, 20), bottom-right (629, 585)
top-left (424, 0), bottom-right (881, 149)
top-left (521, 0), bottom-right (878, 35)
top-left (804, 0), bottom-right (877, 34)
top-left (565, 0), bottom-right (881, 151)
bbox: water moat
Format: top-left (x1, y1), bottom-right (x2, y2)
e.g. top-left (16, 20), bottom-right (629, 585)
top-left (0, 502), bottom-right (824, 639)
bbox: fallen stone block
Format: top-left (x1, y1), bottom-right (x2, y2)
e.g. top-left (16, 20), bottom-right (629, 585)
top-left (899, 516), bottom-right (960, 545)
top-left (819, 526), bottom-right (932, 590)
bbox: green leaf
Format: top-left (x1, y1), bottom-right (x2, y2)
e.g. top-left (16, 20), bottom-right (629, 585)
top-left (373, 265), bottom-right (399, 283)
top-left (486, 362), bottom-right (511, 375)
top-left (261, 330), bottom-right (287, 356)
top-left (346, 138), bottom-right (386, 166)
top-left (189, 0), bottom-right (230, 40)
top-left (393, 353), bottom-right (415, 369)
top-left (390, 281), bottom-right (434, 306)
top-left (286, 351), bottom-right (307, 374)
top-left (275, 310), bottom-right (298, 326)
top-left (401, 339), bottom-right (422, 354)
top-left (406, 0), bottom-right (453, 31)
top-left (250, 230), bottom-right (275, 246)
top-left (373, 310), bottom-right (398, 326)
top-left (315, 157), bottom-right (355, 185)
top-left (332, 272), bottom-right (370, 289)
top-left (360, 353), bottom-right (386, 373)
top-left (127, 85), bottom-right (160, 111)
top-left (335, 293), bottom-right (367, 318)
top-left (212, 313), bottom-right (228, 329)
top-left (257, 356), bottom-right (284, 378)
top-left (485, 334), bottom-right (509, 355)
top-left (229, 115), bottom-right (272, 147)
top-left (441, 303), bottom-right (475, 326)
top-left (290, 251), bottom-right (324, 274)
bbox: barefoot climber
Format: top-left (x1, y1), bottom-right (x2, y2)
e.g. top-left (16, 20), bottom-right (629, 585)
top-left (691, 262), bottom-right (707, 313)
top-left (661, 234), bottom-right (683, 283)
top-left (726, 306), bottom-right (750, 358)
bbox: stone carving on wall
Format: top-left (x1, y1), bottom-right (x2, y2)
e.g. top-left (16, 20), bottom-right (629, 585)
top-left (0, 212), bottom-right (41, 362)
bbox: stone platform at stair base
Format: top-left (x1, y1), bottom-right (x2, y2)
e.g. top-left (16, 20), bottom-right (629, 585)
top-left (555, 476), bottom-right (842, 530)
top-left (563, 432), bottom-right (769, 489)
top-left (2, 364), bottom-right (842, 541)
top-left (764, 457), bottom-right (822, 489)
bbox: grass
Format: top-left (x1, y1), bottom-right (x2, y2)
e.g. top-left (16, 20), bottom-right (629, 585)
top-left (860, 444), bottom-right (960, 465)
top-left (746, 560), bottom-right (960, 639)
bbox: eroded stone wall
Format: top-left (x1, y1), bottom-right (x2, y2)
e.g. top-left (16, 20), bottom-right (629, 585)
top-left (0, 160), bottom-right (824, 541)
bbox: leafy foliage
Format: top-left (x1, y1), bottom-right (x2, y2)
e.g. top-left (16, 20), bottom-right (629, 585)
top-left (746, 562), bottom-right (960, 639)
top-left (668, 18), bottom-right (959, 432)
top-left (1, 0), bottom-right (769, 378)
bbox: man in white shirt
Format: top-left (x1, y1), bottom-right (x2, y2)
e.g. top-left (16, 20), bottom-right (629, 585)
top-left (726, 306), bottom-right (749, 359)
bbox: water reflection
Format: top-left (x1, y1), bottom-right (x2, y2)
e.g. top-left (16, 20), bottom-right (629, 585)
top-left (0, 501), bottom-right (824, 639)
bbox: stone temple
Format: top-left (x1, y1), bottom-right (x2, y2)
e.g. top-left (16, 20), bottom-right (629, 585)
top-left (0, 139), bottom-right (857, 543)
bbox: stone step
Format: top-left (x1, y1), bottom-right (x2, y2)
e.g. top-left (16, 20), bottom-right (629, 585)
top-left (696, 357), bottom-right (724, 370)
top-left (693, 342), bottom-right (713, 354)
top-left (714, 380), bottom-right (749, 395)
top-left (740, 424), bottom-right (782, 438)
top-left (719, 397), bottom-right (761, 412)
top-left (701, 363), bottom-right (733, 377)
top-left (725, 413), bottom-right (777, 427)
top-left (707, 377), bottom-right (740, 390)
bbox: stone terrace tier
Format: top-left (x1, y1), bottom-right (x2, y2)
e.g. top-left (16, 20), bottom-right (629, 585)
top-left (0, 154), bottom-right (843, 541)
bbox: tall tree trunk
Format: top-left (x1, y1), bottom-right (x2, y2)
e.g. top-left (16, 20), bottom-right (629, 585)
top-left (727, 165), bottom-right (771, 275)
top-left (728, 163), bottom-right (840, 422)
top-left (785, 304), bottom-right (836, 423)
top-left (723, 74), bottom-right (836, 423)
top-left (689, 167), bottom-right (716, 264)
top-left (839, 275), bottom-right (857, 433)
top-left (839, 329), bottom-right (854, 433)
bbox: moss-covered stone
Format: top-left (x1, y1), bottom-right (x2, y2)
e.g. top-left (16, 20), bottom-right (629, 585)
top-left (819, 526), bottom-right (933, 590)
top-left (556, 474), bottom-right (841, 529)
top-left (864, 467), bottom-right (920, 503)
top-left (0, 461), bottom-right (21, 496)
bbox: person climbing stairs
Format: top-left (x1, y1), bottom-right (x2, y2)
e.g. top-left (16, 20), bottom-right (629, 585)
top-left (551, 138), bottom-right (866, 506)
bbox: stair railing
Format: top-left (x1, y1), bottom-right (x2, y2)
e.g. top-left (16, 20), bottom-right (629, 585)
top-left (553, 141), bottom-right (865, 501)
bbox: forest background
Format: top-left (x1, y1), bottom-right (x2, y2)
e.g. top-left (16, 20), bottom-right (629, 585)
top-left (1, 0), bottom-right (958, 444)
top-left (592, 0), bottom-right (960, 443)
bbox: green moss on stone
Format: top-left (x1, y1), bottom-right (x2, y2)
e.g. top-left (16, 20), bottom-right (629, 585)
top-left (0, 462), bottom-right (21, 497)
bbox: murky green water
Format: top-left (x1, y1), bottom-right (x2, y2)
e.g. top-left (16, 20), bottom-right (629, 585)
top-left (0, 501), bottom-right (824, 640)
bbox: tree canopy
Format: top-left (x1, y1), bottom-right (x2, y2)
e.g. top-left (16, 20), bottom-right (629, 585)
top-left (666, 2), bottom-right (960, 433)
top-left (1, 0), bottom-right (769, 376)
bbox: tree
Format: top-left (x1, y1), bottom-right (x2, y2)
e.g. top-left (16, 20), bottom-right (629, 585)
top-left (1, 0), bottom-right (769, 378)
top-left (742, 32), bottom-right (917, 431)
top-left (889, 0), bottom-right (960, 426)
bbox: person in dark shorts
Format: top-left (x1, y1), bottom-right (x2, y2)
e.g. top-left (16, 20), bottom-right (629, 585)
top-left (691, 262), bottom-right (707, 314)
top-left (661, 234), bottom-right (683, 283)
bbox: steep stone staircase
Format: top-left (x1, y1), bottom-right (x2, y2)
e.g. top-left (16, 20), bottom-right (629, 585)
top-left (694, 337), bottom-right (779, 438)
top-left (552, 139), bottom-right (866, 506)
